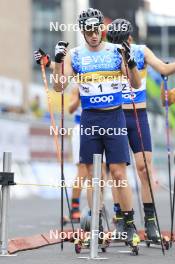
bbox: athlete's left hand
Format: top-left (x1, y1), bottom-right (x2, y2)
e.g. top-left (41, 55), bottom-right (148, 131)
top-left (122, 42), bottom-right (136, 69)
top-left (55, 41), bottom-right (69, 63)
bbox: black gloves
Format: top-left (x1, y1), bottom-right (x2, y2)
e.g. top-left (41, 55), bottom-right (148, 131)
top-left (55, 41), bottom-right (69, 63)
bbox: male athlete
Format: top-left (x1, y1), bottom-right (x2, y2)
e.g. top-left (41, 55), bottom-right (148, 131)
top-left (34, 54), bottom-right (107, 224)
top-left (34, 51), bottom-right (87, 223)
top-left (53, 8), bottom-right (141, 246)
top-left (107, 18), bottom-right (175, 243)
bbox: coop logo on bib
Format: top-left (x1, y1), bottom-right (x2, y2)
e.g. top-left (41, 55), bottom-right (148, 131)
top-left (122, 93), bottom-right (136, 99)
top-left (90, 95), bottom-right (114, 104)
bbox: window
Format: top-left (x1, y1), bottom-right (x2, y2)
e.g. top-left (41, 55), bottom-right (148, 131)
top-left (32, 0), bottom-right (62, 83)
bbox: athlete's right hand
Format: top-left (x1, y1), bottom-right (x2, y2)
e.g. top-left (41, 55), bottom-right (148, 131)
top-left (55, 41), bottom-right (69, 63)
top-left (34, 49), bottom-right (51, 67)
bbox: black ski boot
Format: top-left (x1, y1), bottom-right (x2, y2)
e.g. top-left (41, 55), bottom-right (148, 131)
top-left (112, 212), bottom-right (125, 240)
top-left (145, 216), bottom-right (161, 242)
top-left (144, 204), bottom-right (161, 243)
top-left (123, 211), bottom-right (140, 255)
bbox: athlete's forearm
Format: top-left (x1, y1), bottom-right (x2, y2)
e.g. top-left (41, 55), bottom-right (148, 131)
top-left (145, 47), bottom-right (175, 76)
top-left (128, 67), bottom-right (141, 89)
top-left (161, 62), bottom-right (175, 76)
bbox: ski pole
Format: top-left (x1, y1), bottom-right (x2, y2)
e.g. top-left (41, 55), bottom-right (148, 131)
top-left (163, 76), bottom-right (173, 246)
top-left (170, 151), bottom-right (175, 246)
top-left (130, 150), bottom-right (144, 226)
top-left (40, 54), bottom-right (75, 251)
top-left (121, 49), bottom-right (165, 255)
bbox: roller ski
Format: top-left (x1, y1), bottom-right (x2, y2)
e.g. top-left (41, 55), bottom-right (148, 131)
top-left (144, 217), bottom-right (170, 250)
top-left (124, 221), bottom-right (140, 255)
top-left (74, 233), bottom-right (110, 254)
top-left (122, 211), bottom-right (140, 255)
top-left (75, 211), bottom-right (110, 254)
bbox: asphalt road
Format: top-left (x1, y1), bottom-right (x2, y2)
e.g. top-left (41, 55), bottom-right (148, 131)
top-left (0, 188), bottom-right (174, 264)
top-left (0, 240), bottom-right (175, 264)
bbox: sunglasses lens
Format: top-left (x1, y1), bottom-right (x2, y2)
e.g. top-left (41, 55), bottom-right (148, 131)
top-left (85, 28), bottom-right (100, 36)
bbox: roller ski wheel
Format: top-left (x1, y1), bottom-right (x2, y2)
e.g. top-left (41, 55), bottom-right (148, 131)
top-left (146, 240), bottom-right (151, 248)
top-left (75, 242), bottom-right (82, 254)
top-left (163, 237), bottom-right (170, 250)
top-left (75, 245), bottom-right (81, 254)
top-left (127, 235), bottom-right (140, 256)
top-left (131, 245), bottom-right (139, 256)
top-left (125, 223), bottom-right (140, 255)
top-left (75, 237), bottom-right (91, 252)
top-left (144, 233), bottom-right (170, 250)
top-left (144, 232), bottom-right (160, 247)
top-left (74, 238), bottom-right (90, 253)
top-left (99, 233), bottom-right (110, 253)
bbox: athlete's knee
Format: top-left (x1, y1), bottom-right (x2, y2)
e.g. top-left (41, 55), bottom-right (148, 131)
top-left (86, 165), bottom-right (93, 180)
top-left (137, 163), bottom-right (151, 182)
top-left (78, 164), bottom-right (88, 178)
top-left (110, 167), bottom-right (125, 182)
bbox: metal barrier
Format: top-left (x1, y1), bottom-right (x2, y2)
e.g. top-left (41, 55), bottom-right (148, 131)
top-left (0, 152), bottom-right (15, 256)
top-left (79, 154), bottom-right (107, 260)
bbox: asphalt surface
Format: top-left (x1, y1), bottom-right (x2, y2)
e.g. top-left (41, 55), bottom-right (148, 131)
top-left (1, 242), bottom-right (175, 264)
top-left (0, 188), bottom-right (174, 263)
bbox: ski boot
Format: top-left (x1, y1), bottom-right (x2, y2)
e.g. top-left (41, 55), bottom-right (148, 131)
top-left (144, 217), bottom-right (170, 250)
top-left (112, 212), bottom-right (125, 242)
top-left (75, 211), bottom-right (109, 253)
top-left (124, 221), bottom-right (140, 255)
top-left (75, 211), bottom-right (91, 254)
top-left (123, 211), bottom-right (140, 255)
top-left (98, 211), bottom-right (110, 252)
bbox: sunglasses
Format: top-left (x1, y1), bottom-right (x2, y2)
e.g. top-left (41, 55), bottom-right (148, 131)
top-left (84, 27), bottom-right (101, 36)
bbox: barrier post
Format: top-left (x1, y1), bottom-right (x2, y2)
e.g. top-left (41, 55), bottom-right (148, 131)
top-left (79, 154), bottom-right (107, 260)
top-left (90, 154), bottom-right (102, 259)
top-left (0, 152), bottom-right (12, 255)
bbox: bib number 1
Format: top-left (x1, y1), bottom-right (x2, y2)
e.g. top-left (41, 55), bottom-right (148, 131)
top-left (98, 84), bottom-right (103, 92)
